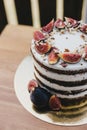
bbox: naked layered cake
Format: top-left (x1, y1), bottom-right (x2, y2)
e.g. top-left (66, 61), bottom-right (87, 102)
top-left (28, 17), bottom-right (87, 118)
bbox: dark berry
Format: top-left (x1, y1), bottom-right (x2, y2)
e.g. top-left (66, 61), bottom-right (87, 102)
top-left (30, 87), bottom-right (51, 109)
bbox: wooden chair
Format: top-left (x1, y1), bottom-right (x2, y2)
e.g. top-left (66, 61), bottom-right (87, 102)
top-left (82, 0), bottom-right (87, 23)
top-left (2, 0), bottom-right (86, 29)
top-left (3, 0), bottom-right (66, 28)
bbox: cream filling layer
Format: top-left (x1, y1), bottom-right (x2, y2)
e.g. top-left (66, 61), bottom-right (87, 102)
top-left (35, 70), bottom-right (87, 99)
top-left (34, 60), bottom-right (87, 82)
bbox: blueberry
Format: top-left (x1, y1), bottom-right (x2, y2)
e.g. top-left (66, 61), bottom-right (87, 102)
top-left (30, 87), bottom-right (51, 109)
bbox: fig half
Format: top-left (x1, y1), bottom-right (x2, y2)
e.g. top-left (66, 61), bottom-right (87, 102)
top-left (80, 25), bottom-right (87, 34)
top-left (49, 95), bottom-right (61, 111)
top-left (42, 19), bottom-right (54, 33)
top-left (82, 45), bottom-right (87, 61)
top-left (54, 18), bottom-right (66, 29)
top-left (28, 79), bottom-right (38, 92)
top-left (65, 17), bottom-right (79, 28)
top-left (35, 42), bottom-right (51, 55)
top-left (48, 47), bottom-right (59, 64)
top-left (33, 31), bottom-right (45, 41)
top-left (59, 52), bottom-right (81, 63)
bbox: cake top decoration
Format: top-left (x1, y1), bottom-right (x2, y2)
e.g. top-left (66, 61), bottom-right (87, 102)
top-left (32, 17), bottom-right (87, 67)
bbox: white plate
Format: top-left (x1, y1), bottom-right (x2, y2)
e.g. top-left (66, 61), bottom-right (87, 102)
top-left (14, 56), bottom-right (87, 126)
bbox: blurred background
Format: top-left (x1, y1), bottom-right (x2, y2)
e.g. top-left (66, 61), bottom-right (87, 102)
top-left (0, 0), bottom-right (87, 33)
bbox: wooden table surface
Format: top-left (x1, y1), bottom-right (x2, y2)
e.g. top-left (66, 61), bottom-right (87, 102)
top-left (0, 24), bottom-right (87, 130)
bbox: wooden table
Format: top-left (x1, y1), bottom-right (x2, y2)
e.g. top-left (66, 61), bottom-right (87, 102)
top-left (0, 24), bottom-right (87, 130)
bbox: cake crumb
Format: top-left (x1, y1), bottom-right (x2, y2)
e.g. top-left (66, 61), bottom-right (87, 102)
top-left (80, 34), bottom-right (85, 40)
top-left (60, 62), bottom-right (67, 67)
top-left (41, 54), bottom-right (46, 58)
top-left (80, 63), bottom-right (83, 66)
top-left (50, 37), bottom-right (55, 40)
top-left (59, 30), bottom-right (65, 35)
top-left (64, 48), bottom-right (70, 52)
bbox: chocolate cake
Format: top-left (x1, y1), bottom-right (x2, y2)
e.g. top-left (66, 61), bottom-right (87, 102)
top-left (30, 17), bottom-right (87, 117)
